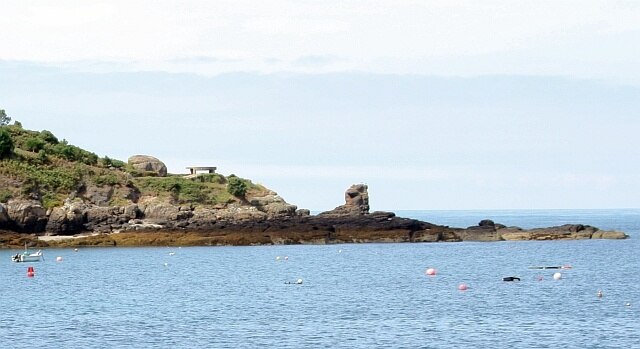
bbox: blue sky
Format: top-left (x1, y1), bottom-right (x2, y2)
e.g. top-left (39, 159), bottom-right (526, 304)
top-left (1, 1), bottom-right (639, 210)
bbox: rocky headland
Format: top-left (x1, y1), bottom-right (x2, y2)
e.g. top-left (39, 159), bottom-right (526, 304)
top-left (0, 124), bottom-right (628, 248)
top-left (0, 182), bottom-right (628, 248)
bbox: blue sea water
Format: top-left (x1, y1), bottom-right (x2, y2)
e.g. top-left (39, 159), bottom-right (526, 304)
top-left (1, 209), bottom-right (638, 349)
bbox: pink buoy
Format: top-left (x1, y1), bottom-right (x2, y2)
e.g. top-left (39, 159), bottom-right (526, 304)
top-left (458, 283), bottom-right (468, 291)
top-left (425, 268), bottom-right (437, 276)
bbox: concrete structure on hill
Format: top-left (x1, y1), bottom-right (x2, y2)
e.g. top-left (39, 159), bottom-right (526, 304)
top-left (186, 166), bottom-right (217, 175)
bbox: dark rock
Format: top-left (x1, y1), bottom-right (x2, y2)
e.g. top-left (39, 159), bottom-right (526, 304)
top-left (479, 219), bottom-right (495, 227)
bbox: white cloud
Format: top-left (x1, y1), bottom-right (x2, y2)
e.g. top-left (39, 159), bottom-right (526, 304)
top-left (1, 1), bottom-right (639, 80)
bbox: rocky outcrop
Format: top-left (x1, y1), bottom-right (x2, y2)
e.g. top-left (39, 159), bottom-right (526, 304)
top-left (319, 184), bottom-right (369, 216)
top-left (45, 200), bottom-right (88, 233)
top-left (5, 200), bottom-right (48, 232)
top-left (0, 183), bottom-right (629, 245)
top-left (247, 191), bottom-right (297, 219)
top-left (128, 155), bottom-right (167, 177)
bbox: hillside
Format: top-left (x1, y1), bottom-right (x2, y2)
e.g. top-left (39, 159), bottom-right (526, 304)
top-left (0, 122), bottom-right (299, 234)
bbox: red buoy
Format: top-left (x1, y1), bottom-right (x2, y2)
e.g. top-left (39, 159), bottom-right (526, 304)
top-left (27, 266), bottom-right (35, 277)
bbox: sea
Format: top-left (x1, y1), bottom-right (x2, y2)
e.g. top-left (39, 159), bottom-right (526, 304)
top-left (1, 209), bottom-right (638, 349)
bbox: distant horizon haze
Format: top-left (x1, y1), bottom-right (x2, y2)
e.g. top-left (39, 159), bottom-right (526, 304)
top-left (1, 1), bottom-right (638, 211)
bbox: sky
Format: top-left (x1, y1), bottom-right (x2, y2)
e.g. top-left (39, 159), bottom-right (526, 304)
top-left (1, 1), bottom-right (639, 211)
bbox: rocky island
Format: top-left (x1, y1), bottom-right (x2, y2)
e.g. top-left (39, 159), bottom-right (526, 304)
top-left (0, 123), bottom-right (628, 248)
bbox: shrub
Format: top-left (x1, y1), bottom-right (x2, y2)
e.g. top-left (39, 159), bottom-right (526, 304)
top-left (227, 176), bottom-right (247, 197)
top-left (94, 173), bottom-right (120, 186)
top-left (39, 130), bottom-right (59, 144)
top-left (25, 136), bottom-right (46, 152)
top-left (0, 128), bottom-right (14, 158)
top-left (0, 189), bottom-right (12, 202)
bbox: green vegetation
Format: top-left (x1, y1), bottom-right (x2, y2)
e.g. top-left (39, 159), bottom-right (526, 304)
top-left (0, 128), bottom-right (14, 158)
top-left (0, 118), bottom-right (270, 209)
top-left (227, 175), bottom-right (248, 197)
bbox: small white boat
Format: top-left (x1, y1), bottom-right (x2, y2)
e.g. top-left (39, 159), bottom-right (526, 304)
top-left (12, 247), bottom-right (43, 263)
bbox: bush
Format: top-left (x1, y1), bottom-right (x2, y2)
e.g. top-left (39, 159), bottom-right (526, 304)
top-left (52, 143), bottom-right (98, 165)
top-left (39, 130), bottom-right (59, 144)
top-left (101, 156), bottom-right (126, 169)
top-left (25, 136), bottom-right (46, 152)
top-left (0, 189), bottom-right (12, 202)
top-left (0, 128), bottom-right (14, 158)
top-left (94, 173), bottom-right (120, 186)
top-left (227, 176), bottom-right (248, 197)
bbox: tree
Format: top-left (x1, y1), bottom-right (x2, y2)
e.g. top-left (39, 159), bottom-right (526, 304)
top-left (0, 128), bottom-right (14, 158)
top-left (0, 109), bottom-right (11, 126)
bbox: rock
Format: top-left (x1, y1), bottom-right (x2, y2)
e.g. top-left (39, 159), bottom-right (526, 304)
top-left (45, 200), bottom-right (88, 233)
top-left (593, 230), bottom-right (628, 239)
top-left (479, 219), bottom-right (495, 227)
top-left (128, 155), bottom-right (167, 177)
top-left (143, 202), bottom-right (192, 221)
top-left (247, 192), bottom-right (297, 219)
top-left (319, 184), bottom-right (370, 216)
top-left (296, 209), bottom-right (311, 217)
top-left (0, 204), bottom-right (9, 228)
top-left (83, 185), bottom-right (114, 206)
top-left (6, 200), bottom-right (48, 232)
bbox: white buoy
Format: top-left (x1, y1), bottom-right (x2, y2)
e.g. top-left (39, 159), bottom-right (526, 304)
top-left (597, 290), bottom-right (603, 298)
top-left (56, 256), bottom-right (63, 262)
top-left (276, 256), bottom-right (281, 261)
top-left (163, 262), bottom-right (169, 267)
top-left (169, 252), bottom-right (175, 256)
top-left (553, 272), bottom-right (562, 280)
top-left (296, 278), bottom-right (303, 284)
top-left (338, 249), bottom-right (342, 253)
top-left (74, 248), bottom-right (79, 252)
top-left (284, 256), bottom-right (289, 260)
top-left (625, 303), bottom-right (631, 307)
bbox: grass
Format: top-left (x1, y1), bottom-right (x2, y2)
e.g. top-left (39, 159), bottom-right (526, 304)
top-left (0, 124), bottom-right (272, 211)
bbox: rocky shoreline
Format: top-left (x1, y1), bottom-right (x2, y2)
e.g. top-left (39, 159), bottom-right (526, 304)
top-left (0, 184), bottom-right (628, 248)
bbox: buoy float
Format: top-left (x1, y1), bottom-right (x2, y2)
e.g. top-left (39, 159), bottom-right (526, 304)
top-left (74, 248), bottom-right (78, 252)
top-left (296, 278), bottom-right (303, 284)
top-left (597, 290), bottom-right (603, 298)
top-left (553, 272), bottom-right (562, 280)
top-left (425, 268), bottom-right (437, 276)
top-left (276, 256), bottom-right (281, 261)
top-left (284, 256), bottom-right (289, 261)
top-left (26, 266), bottom-right (35, 277)
top-left (56, 256), bottom-right (63, 262)
top-left (458, 283), bottom-right (468, 291)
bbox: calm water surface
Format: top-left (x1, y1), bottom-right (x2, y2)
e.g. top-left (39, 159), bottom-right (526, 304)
top-left (1, 209), bottom-right (638, 348)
